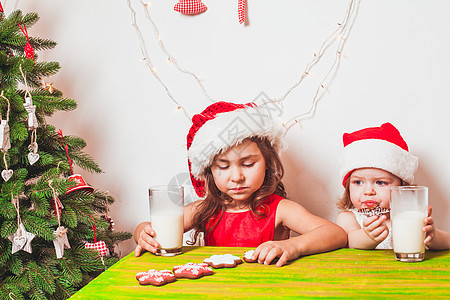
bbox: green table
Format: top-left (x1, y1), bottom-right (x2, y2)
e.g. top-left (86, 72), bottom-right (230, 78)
top-left (72, 247), bottom-right (450, 299)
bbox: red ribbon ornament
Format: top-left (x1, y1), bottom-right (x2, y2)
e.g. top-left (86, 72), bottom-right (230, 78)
top-left (18, 23), bottom-right (34, 59)
top-left (58, 129), bottom-right (74, 175)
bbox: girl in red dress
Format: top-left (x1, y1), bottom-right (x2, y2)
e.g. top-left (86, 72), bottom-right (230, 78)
top-left (135, 101), bottom-right (347, 267)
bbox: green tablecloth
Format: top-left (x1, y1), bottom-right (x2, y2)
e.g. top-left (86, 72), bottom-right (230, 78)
top-left (72, 247), bottom-right (450, 299)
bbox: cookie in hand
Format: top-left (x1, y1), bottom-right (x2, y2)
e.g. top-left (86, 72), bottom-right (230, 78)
top-left (203, 254), bottom-right (243, 268)
top-left (136, 269), bottom-right (176, 286)
top-left (172, 262), bottom-right (213, 279)
top-left (243, 249), bottom-right (257, 263)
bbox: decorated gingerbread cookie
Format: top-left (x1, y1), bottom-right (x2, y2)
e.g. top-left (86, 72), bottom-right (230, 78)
top-left (136, 269), bottom-right (176, 286)
top-left (243, 250), bottom-right (257, 263)
top-left (203, 254), bottom-right (243, 268)
top-left (358, 206), bottom-right (390, 217)
top-left (172, 262), bottom-right (213, 279)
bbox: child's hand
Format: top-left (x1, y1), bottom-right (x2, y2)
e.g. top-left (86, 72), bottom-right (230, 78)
top-left (251, 239), bottom-right (300, 267)
top-left (134, 222), bottom-right (160, 257)
top-left (362, 215), bottom-right (389, 244)
top-left (424, 205), bottom-right (436, 245)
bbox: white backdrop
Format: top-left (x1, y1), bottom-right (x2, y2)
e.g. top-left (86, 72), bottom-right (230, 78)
top-left (13, 0), bottom-right (450, 256)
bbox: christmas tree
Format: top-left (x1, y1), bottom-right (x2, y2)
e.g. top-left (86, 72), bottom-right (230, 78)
top-left (0, 9), bottom-right (131, 299)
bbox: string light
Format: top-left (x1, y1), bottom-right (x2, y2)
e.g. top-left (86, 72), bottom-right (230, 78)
top-left (126, 0), bottom-right (191, 121)
top-left (127, 0), bottom-right (361, 129)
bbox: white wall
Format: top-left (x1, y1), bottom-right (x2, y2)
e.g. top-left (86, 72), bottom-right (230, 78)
top-left (14, 0), bottom-right (450, 256)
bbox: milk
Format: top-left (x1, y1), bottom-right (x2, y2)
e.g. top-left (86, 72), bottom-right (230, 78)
top-left (151, 213), bottom-right (184, 249)
top-left (392, 210), bottom-right (425, 253)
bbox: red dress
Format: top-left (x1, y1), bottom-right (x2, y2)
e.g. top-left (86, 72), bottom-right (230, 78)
top-left (204, 194), bottom-right (284, 247)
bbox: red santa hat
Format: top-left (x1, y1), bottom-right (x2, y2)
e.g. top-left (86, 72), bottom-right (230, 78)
top-left (340, 122), bottom-right (419, 186)
top-left (187, 101), bottom-right (286, 197)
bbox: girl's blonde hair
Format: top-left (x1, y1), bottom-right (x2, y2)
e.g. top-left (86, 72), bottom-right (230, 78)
top-left (188, 137), bottom-right (286, 245)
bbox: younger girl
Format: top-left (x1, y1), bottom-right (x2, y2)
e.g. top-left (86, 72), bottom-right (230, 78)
top-left (135, 101), bottom-right (347, 267)
top-left (336, 122), bottom-right (450, 250)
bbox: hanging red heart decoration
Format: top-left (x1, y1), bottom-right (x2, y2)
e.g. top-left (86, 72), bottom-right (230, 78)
top-left (174, 0), bottom-right (207, 15)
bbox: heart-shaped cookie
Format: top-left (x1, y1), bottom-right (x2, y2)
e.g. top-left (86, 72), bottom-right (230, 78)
top-left (1, 169), bottom-right (13, 181)
top-left (28, 152), bottom-right (40, 165)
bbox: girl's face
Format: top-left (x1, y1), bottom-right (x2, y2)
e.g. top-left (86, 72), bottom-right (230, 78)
top-left (349, 168), bottom-right (402, 210)
top-left (210, 139), bottom-right (266, 205)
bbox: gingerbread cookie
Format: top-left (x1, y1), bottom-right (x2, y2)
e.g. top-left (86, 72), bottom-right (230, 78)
top-left (358, 206), bottom-right (390, 217)
top-left (203, 254), bottom-right (243, 268)
top-left (172, 262), bottom-right (213, 279)
top-left (243, 250), bottom-right (257, 263)
top-left (136, 269), bottom-right (176, 286)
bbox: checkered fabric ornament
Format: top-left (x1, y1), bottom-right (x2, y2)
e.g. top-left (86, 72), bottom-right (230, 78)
top-left (238, 0), bottom-right (246, 24)
top-left (85, 240), bottom-right (108, 257)
top-left (174, 0), bottom-right (207, 15)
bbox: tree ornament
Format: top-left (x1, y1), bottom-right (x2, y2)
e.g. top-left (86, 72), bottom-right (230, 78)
top-left (40, 77), bottom-right (55, 94)
top-left (49, 180), bottom-right (71, 258)
top-left (23, 96), bottom-right (38, 130)
top-left (1, 167), bottom-right (13, 181)
top-left (66, 174), bottom-right (94, 194)
top-left (238, 0), bottom-right (246, 24)
top-left (174, 0), bottom-right (207, 15)
top-left (8, 196), bottom-right (35, 254)
top-left (85, 215), bottom-right (108, 257)
top-left (85, 240), bottom-right (108, 257)
top-left (0, 120), bottom-right (11, 151)
top-left (0, 92), bottom-right (12, 181)
top-left (53, 226), bottom-right (70, 258)
top-left (19, 65), bottom-right (40, 165)
top-left (18, 23), bottom-right (34, 59)
top-left (58, 129), bottom-right (94, 194)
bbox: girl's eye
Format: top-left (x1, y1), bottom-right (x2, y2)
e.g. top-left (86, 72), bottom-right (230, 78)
top-left (243, 162), bottom-right (255, 168)
top-left (376, 181), bottom-right (388, 186)
top-left (352, 180), bottom-right (363, 185)
top-left (215, 164), bottom-right (229, 170)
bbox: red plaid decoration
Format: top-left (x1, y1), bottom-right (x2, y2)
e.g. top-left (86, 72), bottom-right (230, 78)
top-left (85, 240), bottom-right (108, 257)
top-left (174, 0), bottom-right (207, 15)
top-left (238, 0), bottom-right (246, 24)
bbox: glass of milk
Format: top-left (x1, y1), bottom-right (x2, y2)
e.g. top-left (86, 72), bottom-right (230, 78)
top-left (149, 185), bottom-right (184, 256)
top-left (390, 186), bottom-right (428, 262)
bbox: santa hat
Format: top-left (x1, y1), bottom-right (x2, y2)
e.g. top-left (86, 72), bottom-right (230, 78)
top-left (340, 122), bottom-right (419, 186)
top-left (187, 101), bottom-right (286, 197)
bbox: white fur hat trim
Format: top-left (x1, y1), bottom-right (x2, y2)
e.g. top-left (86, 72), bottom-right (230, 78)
top-left (340, 139), bottom-right (419, 184)
top-left (188, 105), bottom-right (286, 178)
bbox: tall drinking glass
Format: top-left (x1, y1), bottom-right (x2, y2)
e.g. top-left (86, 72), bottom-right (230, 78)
top-left (149, 185), bottom-right (184, 256)
top-left (390, 186), bottom-right (428, 262)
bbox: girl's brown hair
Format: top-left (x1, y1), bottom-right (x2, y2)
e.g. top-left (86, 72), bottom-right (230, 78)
top-left (187, 137), bottom-right (286, 245)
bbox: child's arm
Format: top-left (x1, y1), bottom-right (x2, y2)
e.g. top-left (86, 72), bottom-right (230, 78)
top-left (336, 211), bottom-right (389, 250)
top-left (424, 206), bottom-right (450, 250)
top-left (133, 200), bottom-right (202, 256)
top-left (251, 199), bottom-right (347, 267)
